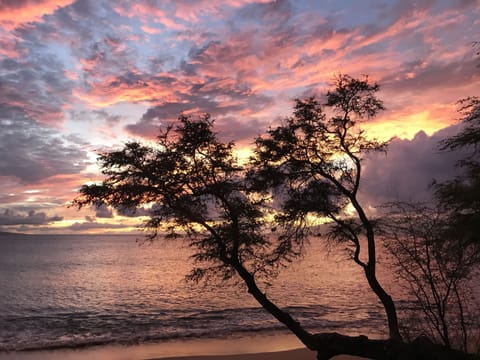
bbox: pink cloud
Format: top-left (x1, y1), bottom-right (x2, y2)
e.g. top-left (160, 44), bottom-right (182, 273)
top-left (0, 31), bottom-right (21, 58)
top-left (173, 0), bottom-right (272, 22)
top-left (75, 72), bottom-right (186, 107)
top-left (141, 25), bottom-right (162, 35)
top-left (0, 0), bottom-right (74, 30)
top-left (113, 2), bottom-right (185, 31)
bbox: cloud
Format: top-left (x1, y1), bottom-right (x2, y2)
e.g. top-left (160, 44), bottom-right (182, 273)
top-left (0, 55), bottom-right (74, 124)
top-left (125, 77), bottom-right (274, 140)
top-left (68, 109), bottom-right (123, 125)
top-left (0, 209), bottom-right (62, 225)
top-left (116, 206), bottom-right (151, 217)
top-left (95, 204), bottom-right (113, 218)
top-left (380, 58), bottom-right (479, 96)
top-left (67, 220), bottom-right (130, 232)
top-left (0, 105), bottom-right (89, 183)
top-left (360, 124), bottom-right (469, 207)
top-left (0, 0), bottom-right (74, 30)
top-left (76, 71), bottom-right (180, 107)
top-left (112, 0), bottom-right (273, 30)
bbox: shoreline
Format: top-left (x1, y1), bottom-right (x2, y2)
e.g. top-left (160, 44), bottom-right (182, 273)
top-left (0, 334), bottom-right (369, 360)
top-left (151, 349), bottom-right (367, 360)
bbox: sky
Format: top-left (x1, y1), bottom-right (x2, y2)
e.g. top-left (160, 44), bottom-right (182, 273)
top-left (0, 0), bottom-right (478, 234)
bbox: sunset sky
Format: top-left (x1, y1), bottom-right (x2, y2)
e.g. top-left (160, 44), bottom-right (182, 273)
top-left (0, 0), bottom-right (478, 234)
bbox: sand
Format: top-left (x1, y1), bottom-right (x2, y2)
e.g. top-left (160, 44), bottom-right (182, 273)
top-left (0, 334), bottom-right (369, 360)
top-left (153, 349), bottom-right (367, 360)
top-left (0, 348), bottom-right (367, 360)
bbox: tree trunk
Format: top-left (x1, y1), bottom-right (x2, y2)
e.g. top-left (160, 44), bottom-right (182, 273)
top-left (364, 264), bottom-right (402, 340)
top-left (232, 261), bottom-right (316, 350)
top-left (312, 333), bottom-right (478, 360)
top-left (232, 261), bottom-right (476, 360)
top-left (350, 195), bottom-right (402, 340)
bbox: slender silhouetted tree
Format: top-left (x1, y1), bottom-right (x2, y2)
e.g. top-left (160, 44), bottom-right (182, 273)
top-left (249, 74), bottom-right (402, 340)
top-left (380, 202), bottom-right (479, 352)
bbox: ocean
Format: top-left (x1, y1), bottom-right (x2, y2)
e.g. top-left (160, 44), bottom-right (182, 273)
top-left (0, 233), bottom-right (396, 354)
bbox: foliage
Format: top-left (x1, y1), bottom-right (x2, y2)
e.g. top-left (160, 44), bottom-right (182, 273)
top-left (74, 114), bottom-right (290, 284)
top-left (249, 74), bottom-right (401, 339)
top-left (249, 75), bottom-right (387, 259)
top-left (380, 202), bottom-right (480, 352)
top-left (434, 97), bottom-right (480, 249)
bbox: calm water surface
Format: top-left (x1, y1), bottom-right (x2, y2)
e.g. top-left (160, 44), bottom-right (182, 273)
top-left (0, 233), bottom-right (400, 352)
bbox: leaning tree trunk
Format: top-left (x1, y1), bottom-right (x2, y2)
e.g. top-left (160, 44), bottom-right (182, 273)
top-left (364, 263), bottom-right (401, 340)
top-left (351, 195), bottom-right (402, 340)
top-left (230, 259), bottom-right (477, 360)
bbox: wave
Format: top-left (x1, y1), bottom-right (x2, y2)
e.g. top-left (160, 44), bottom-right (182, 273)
top-left (0, 304), bottom-right (388, 352)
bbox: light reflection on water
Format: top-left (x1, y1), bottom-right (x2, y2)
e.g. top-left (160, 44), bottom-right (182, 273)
top-left (0, 233), bottom-right (401, 351)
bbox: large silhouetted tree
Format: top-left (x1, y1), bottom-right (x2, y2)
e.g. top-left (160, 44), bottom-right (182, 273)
top-left (74, 76), bottom-right (476, 360)
top-left (249, 74), bottom-right (401, 340)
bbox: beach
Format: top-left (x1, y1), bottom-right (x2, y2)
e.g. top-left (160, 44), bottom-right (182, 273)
top-left (154, 349), bottom-right (366, 360)
top-left (0, 347), bottom-right (367, 360)
top-left (0, 334), bottom-right (368, 360)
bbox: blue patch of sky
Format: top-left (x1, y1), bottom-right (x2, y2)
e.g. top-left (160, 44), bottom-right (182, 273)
top-left (44, 43), bottom-right (75, 70)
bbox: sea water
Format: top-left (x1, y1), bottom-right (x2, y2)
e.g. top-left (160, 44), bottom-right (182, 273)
top-left (0, 233), bottom-right (394, 352)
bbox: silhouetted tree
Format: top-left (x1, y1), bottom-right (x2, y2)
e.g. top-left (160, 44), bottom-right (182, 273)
top-left (74, 76), bottom-right (476, 360)
top-left (379, 96), bottom-right (480, 354)
top-left (250, 74), bottom-right (401, 339)
top-left (74, 114), bottom-right (315, 346)
top-left (380, 202), bottom-right (480, 352)
top-left (434, 97), bottom-right (480, 249)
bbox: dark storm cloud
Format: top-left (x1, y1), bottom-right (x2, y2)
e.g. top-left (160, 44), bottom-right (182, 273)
top-left (0, 105), bottom-right (89, 183)
top-left (0, 209), bottom-right (62, 225)
top-left (360, 124), bottom-right (469, 206)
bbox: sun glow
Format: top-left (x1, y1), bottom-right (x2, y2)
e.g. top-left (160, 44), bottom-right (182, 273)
top-left (363, 106), bottom-right (457, 142)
